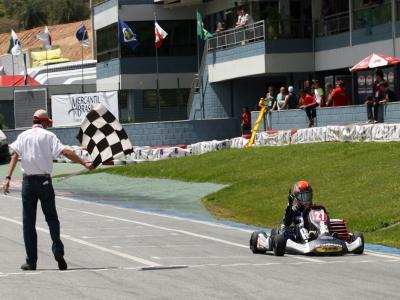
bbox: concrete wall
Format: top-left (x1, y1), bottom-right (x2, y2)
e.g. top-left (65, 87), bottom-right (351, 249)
top-left (251, 103), bottom-right (400, 131)
top-left (3, 118), bottom-right (240, 147)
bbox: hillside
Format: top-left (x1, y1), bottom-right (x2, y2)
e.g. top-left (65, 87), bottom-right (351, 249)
top-left (0, 20), bottom-right (93, 62)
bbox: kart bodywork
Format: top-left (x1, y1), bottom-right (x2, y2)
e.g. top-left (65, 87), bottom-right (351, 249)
top-left (250, 205), bottom-right (364, 256)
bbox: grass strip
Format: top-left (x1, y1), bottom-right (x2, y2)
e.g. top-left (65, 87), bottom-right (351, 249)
top-left (94, 142), bottom-right (400, 248)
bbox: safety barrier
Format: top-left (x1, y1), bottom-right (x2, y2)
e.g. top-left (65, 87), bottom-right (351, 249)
top-left (53, 123), bottom-right (400, 164)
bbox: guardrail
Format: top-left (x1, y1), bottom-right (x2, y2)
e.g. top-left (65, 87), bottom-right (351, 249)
top-left (208, 20), bottom-right (265, 51)
top-left (315, 11), bottom-right (350, 37)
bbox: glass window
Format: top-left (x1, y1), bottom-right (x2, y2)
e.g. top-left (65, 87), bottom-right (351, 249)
top-left (97, 23), bottom-right (118, 63)
top-left (143, 89), bottom-right (190, 108)
top-left (353, 0), bottom-right (391, 30)
top-left (121, 20), bottom-right (196, 58)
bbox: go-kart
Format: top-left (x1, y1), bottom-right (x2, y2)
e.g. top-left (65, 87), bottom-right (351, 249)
top-left (250, 205), bottom-right (364, 256)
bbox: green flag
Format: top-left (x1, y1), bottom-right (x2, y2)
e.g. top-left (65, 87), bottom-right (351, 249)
top-left (197, 12), bottom-right (213, 40)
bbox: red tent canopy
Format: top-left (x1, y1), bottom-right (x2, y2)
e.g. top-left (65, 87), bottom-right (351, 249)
top-left (350, 53), bottom-right (400, 72)
top-left (0, 75), bottom-right (41, 86)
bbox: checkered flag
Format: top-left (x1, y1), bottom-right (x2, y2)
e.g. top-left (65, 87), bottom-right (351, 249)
top-left (76, 104), bottom-right (133, 168)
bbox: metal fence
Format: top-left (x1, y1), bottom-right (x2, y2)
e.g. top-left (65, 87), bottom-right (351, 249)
top-left (315, 11), bottom-right (350, 37)
top-left (208, 20), bottom-right (265, 51)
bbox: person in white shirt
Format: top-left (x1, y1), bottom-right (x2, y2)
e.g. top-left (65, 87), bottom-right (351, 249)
top-left (2, 109), bottom-right (93, 271)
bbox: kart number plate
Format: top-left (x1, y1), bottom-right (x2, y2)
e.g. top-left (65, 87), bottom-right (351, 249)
top-left (311, 210), bottom-right (327, 222)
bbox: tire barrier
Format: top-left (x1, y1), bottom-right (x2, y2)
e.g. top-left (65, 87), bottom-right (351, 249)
top-left (53, 123), bottom-right (400, 165)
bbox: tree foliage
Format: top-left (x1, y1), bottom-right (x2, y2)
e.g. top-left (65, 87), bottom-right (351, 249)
top-left (0, 0), bottom-right (94, 32)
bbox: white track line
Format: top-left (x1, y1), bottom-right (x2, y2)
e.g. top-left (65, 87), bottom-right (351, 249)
top-left (59, 207), bottom-right (249, 249)
top-left (365, 250), bottom-right (400, 260)
top-left (0, 216), bottom-right (160, 267)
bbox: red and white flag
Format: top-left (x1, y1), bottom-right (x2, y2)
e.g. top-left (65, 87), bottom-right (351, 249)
top-left (37, 26), bottom-right (52, 50)
top-left (155, 21), bottom-right (168, 48)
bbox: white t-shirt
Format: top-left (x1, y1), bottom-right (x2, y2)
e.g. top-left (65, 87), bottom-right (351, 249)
top-left (9, 125), bottom-right (65, 175)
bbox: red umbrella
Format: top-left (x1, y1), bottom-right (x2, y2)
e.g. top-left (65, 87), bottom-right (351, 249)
top-left (350, 53), bottom-right (400, 72)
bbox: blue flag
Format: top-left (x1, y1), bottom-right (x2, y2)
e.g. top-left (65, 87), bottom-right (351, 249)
top-left (118, 19), bottom-right (138, 49)
top-left (76, 24), bottom-right (89, 46)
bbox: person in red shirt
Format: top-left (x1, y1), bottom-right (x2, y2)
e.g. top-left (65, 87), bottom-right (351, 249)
top-left (241, 106), bottom-right (251, 135)
top-left (299, 90), bottom-right (318, 127)
top-left (327, 80), bottom-right (349, 107)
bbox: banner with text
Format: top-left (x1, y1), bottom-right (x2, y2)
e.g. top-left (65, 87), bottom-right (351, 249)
top-left (51, 91), bottom-right (119, 127)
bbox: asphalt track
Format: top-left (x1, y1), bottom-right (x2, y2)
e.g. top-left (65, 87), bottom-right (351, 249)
top-left (1, 192), bottom-right (400, 300)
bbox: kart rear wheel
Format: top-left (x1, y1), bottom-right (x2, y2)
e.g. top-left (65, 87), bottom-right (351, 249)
top-left (352, 232), bottom-right (364, 254)
top-left (273, 234), bottom-right (286, 256)
top-left (250, 231), bottom-right (266, 254)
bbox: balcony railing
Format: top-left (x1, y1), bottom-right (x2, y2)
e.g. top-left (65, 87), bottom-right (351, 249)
top-left (208, 20), bottom-right (265, 51)
top-left (315, 11), bottom-right (350, 37)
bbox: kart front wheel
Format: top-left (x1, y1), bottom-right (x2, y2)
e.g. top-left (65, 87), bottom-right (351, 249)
top-left (352, 232), bottom-right (364, 254)
top-left (273, 234), bottom-right (286, 256)
top-left (250, 231), bottom-right (266, 254)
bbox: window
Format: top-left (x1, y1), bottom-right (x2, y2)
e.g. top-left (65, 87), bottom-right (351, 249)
top-left (143, 89), bottom-right (190, 108)
top-left (121, 20), bottom-right (197, 58)
top-left (97, 23), bottom-right (118, 63)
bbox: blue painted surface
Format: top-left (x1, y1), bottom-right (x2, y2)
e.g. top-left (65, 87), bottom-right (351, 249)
top-left (4, 118), bottom-right (240, 147)
top-left (352, 23), bottom-right (392, 46)
top-left (315, 32), bottom-right (350, 51)
top-left (97, 59), bottom-right (120, 80)
top-left (207, 41), bottom-right (265, 65)
top-left (252, 103), bottom-right (400, 131)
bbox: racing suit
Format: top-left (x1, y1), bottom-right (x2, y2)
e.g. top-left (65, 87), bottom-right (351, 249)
top-left (281, 203), bottom-right (310, 241)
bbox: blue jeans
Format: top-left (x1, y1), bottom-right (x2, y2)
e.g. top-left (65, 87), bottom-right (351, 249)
top-left (22, 176), bottom-right (64, 266)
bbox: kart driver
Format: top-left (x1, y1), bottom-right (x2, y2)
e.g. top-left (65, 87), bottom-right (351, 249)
top-left (281, 181), bottom-right (313, 241)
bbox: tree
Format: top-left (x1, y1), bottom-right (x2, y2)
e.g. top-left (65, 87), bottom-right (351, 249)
top-left (3, 0), bottom-right (48, 29)
top-left (48, 0), bottom-right (89, 25)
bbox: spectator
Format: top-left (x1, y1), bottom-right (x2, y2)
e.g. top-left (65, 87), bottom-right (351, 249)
top-left (379, 81), bottom-right (397, 104)
top-left (299, 89), bottom-right (318, 127)
top-left (366, 80), bottom-right (386, 123)
top-left (241, 106), bottom-right (251, 135)
top-left (325, 83), bottom-right (333, 102)
top-left (373, 69), bottom-right (384, 101)
top-left (326, 80), bottom-right (349, 107)
top-left (282, 86), bottom-right (299, 110)
top-left (276, 86), bottom-right (287, 110)
top-left (215, 13), bottom-right (225, 33)
top-left (313, 80), bottom-right (325, 107)
top-left (236, 8), bottom-right (252, 28)
top-left (304, 80), bottom-right (312, 94)
top-left (266, 85), bottom-right (277, 111)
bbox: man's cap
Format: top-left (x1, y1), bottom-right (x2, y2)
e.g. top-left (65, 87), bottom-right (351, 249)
top-left (336, 80), bottom-right (345, 87)
top-left (33, 109), bottom-right (52, 124)
top-left (288, 86), bottom-right (294, 93)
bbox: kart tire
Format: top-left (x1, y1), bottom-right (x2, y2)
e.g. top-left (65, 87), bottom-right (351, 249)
top-left (352, 232), bottom-right (364, 254)
top-left (273, 234), bottom-right (286, 256)
top-left (250, 231), bottom-right (266, 254)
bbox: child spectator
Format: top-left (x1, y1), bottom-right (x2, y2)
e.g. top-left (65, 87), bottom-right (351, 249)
top-left (276, 86), bottom-right (287, 110)
top-left (282, 86), bottom-right (299, 109)
top-left (299, 89), bottom-right (318, 127)
top-left (326, 80), bottom-right (349, 107)
top-left (313, 80), bottom-right (325, 107)
top-left (241, 106), bottom-right (251, 135)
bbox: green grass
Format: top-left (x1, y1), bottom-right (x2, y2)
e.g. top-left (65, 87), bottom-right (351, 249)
top-left (94, 142), bottom-right (400, 248)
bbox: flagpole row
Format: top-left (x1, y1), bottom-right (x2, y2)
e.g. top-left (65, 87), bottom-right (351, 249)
top-left (81, 45), bottom-right (84, 93)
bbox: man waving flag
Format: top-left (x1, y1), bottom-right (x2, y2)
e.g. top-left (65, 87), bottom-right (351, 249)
top-left (37, 26), bottom-right (52, 50)
top-left (76, 24), bottom-right (89, 46)
top-left (155, 21), bottom-right (168, 48)
top-left (8, 30), bottom-right (21, 55)
top-left (118, 19), bottom-right (138, 49)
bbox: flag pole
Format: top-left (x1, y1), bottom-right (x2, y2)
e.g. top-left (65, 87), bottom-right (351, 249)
top-left (118, 21), bottom-right (122, 92)
top-left (46, 49), bottom-right (49, 85)
top-left (81, 44), bottom-right (84, 93)
top-left (155, 12), bottom-right (161, 122)
top-left (196, 10), bottom-right (204, 120)
top-left (11, 53), bottom-right (15, 85)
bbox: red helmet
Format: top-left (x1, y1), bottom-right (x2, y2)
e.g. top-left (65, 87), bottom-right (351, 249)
top-left (292, 181), bottom-right (313, 206)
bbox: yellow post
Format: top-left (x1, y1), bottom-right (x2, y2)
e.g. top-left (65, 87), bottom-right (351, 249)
top-left (245, 98), bottom-right (268, 148)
